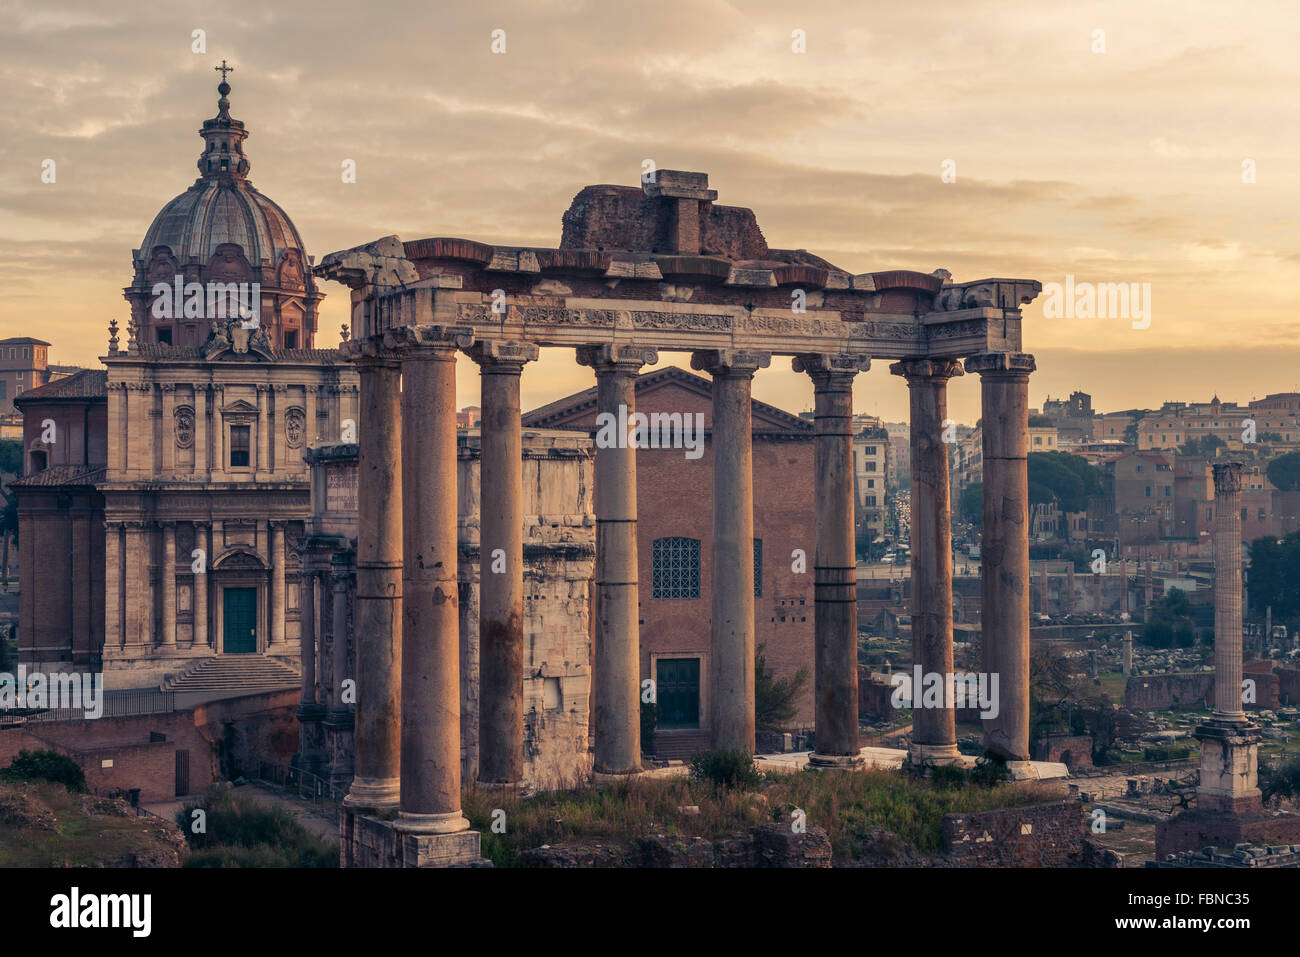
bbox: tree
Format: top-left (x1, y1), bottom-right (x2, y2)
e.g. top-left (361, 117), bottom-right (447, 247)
top-left (1029, 649), bottom-right (1119, 763)
top-left (755, 643), bottom-right (809, 732)
top-left (1144, 588), bottom-right (1197, 648)
top-left (1267, 452), bottom-right (1300, 492)
top-left (0, 440), bottom-right (20, 475)
top-left (1247, 531), bottom-right (1300, 618)
top-left (1179, 434), bottom-right (1225, 458)
top-left (1028, 451), bottom-right (1098, 514)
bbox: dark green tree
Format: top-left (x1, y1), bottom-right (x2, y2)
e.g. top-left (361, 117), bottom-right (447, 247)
top-left (1267, 452), bottom-right (1300, 492)
top-left (755, 643), bottom-right (809, 732)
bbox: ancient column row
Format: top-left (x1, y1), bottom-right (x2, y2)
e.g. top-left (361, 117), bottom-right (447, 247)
top-left (340, 325), bottom-right (1037, 828)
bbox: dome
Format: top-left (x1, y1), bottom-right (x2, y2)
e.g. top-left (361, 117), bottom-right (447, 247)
top-left (124, 61), bottom-right (322, 352)
top-left (140, 179), bottom-right (307, 267)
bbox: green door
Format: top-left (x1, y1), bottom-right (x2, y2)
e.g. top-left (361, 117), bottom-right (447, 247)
top-left (656, 658), bottom-right (700, 729)
top-left (223, 588), bottom-right (257, 654)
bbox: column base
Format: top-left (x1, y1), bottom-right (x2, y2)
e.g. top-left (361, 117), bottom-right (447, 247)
top-left (909, 742), bottom-right (963, 766)
top-left (475, 779), bottom-right (523, 794)
top-left (807, 752), bottom-right (865, 772)
top-left (592, 769), bottom-right (645, 787)
top-left (394, 810), bottom-right (471, 835)
top-left (342, 776), bottom-right (400, 811)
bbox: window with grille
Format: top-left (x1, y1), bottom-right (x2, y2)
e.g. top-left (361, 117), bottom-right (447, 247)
top-left (652, 537), bottom-right (700, 599)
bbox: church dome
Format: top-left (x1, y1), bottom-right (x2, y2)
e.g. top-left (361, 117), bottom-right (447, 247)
top-left (140, 175), bottom-right (307, 267)
top-left (124, 62), bottom-right (321, 352)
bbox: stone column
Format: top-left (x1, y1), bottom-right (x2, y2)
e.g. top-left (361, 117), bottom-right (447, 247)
top-left (1211, 462), bottom-right (1247, 724)
top-left (329, 562), bottom-right (352, 717)
top-left (296, 564), bottom-right (325, 773)
top-left (576, 343), bottom-right (657, 775)
top-left (389, 325), bottom-right (473, 834)
top-left (692, 349), bottom-right (771, 754)
top-left (104, 522), bottom-right (122, 653)
top-left (257, 385), bottom-right (271, 478)
top-left (965, 353), bottom-right (1034, 761)
top-left (269, 523), bottom-right (286, 650)
top-left (300, 568), bottom-right (318, 707)
top-left (1195, 460), bottom-right (1261, 812)
top-left (160, 523), bottom-right (176, 647)
top-left (194, 523), bottom-right (209, 649)
top-left (340, 343), bottom-right (402, 812)
top-left (195, 385), bottom-right (208, 478)
top-left (468, 340), bottom-right (539, 786)
top-left (794, 353), bottom-right (871, 768)
top-left (891, 358), bottom-right (964, 764)
top-left (161, 385), bottom-right (176, 476)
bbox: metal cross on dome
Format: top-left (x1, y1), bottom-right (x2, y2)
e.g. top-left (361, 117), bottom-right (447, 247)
top-left (215, 59), bottom-right (234, 82)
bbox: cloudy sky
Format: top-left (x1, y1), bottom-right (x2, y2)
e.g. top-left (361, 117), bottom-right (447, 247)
top-left (3, 0), bottom-right (1297, 422)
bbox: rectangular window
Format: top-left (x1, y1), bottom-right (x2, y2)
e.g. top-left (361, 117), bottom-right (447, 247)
top-left (0, 380), bottom-right (6, 400)
top-left (652, 537), bottom-right (701, 599)
top-left (284, 330), bottom-right (298, 349)
top-left (230, 425), bottom-right (251, 468)
top-left (1144, 486), bottom-right (1152, 497)
top-left (1259, 507), bottom-right (1266, 521)
top-left (157, 328), bottom-right (172, 345)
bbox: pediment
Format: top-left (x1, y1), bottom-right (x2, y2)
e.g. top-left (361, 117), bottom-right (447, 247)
top-left (222, 399), bottom-right (259, 414)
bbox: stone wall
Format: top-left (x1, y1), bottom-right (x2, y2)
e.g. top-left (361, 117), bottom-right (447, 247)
top-left (941, 800), bottom-right (1088, 867)
top-left (1124, 673), bottom-right (1214, 711)
top-left (0, 689), bottom-right (297, 802)
top-left (457, 430), bottom-right (595, 791)
top-left (1032, 733), bottom-right (1094, 769)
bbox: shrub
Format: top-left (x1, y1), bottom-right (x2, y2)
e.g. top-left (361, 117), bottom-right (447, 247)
top-left (970, 757), bottom-right (1011, 788)
top-left (928, 764), bottom-right (967, 790)
top-left (177, 787), bottom-right (337, 867)
top-left (1, 750), bottom-right (87, 792)
top-left (688, 748), bottom-right (763, 791)
top-left (1142, 745), bottom-right (1191, 762)
top-left (1260, 757), bottom-right (1300, 806)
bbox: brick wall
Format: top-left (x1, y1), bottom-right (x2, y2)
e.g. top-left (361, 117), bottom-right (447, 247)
top-left (942, 800), bottom-right (1087, 867)
top-left (1124, 673), bottom-right (1214, 710)
top-left (0, 689), bottom-right (297, 802)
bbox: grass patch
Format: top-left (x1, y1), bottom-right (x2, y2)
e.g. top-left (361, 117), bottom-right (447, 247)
top-left (0, 781), bottom-right (179, 867)
top-left (464, 768), bottom-right (1059, 866)
top-left (177, 787), bottom-right (338, 867)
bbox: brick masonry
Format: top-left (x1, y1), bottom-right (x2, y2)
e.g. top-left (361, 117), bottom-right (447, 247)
top-left (942, 800), bottom-right (1093, 867)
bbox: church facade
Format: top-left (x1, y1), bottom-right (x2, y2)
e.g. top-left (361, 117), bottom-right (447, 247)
top-left (15, 70), bottom-right (357, 690)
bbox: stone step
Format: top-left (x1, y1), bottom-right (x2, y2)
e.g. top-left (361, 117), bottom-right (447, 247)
top-left (163, 655), bottom-right (301, 693)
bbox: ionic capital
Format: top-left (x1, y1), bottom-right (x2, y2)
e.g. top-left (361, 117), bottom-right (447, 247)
top-left (575, 343), bottom-right (658, 375)
top-left (964, 352), bottom-right (1036, 378)
top-left (1212, 461), bottom-right (1245, 495)
top-left (889, 357), bottom-right (964, 382)
top-left (466, 339), bottom-right (540, 373)
top-left (383, 324), bottom-right (474, 360)
top-left (792, 353), bottom-right (870, 390)
top-left (690, 349), bottom-right (771, 378)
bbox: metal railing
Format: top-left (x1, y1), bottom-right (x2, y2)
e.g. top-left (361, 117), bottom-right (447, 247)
top-left (252, 760), bottom-right (345, 809)
top-left (2, 688), bottom-right (176, 724)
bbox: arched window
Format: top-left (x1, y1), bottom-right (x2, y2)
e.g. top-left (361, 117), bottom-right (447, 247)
top-left (652, 537), bottom-right (700, 599)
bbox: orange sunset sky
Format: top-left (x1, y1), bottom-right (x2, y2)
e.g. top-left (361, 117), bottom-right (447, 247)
top-left (2, 0), bottom-right (1298, 422)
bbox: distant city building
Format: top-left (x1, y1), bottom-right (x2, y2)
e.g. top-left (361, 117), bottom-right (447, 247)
top-left (0, 337), bottom-right (81, 418)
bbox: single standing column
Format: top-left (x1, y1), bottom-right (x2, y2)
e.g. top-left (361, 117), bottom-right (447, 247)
top-left (269, 523), bottom-right (286, 649)
top-left (340, 343), bottom-right (403, 812)
top-left (468, 340), bottom-right (539, 786)
top-left (891, 358), bottom-right (964, 765)
top-left (329, 563), bottom-right (352, 716)
top-left (194, 523), bottom-right (209, 649)
top-left (390, 325), bottom-right (472, 833)
top-left (576, 343), bottom-right (658, 775)
top-left (1195, 461), bottom-right (1261, 812)
top-left (965, 353), bottom-right (1034, 761)
top-left (794, 353), bottom-right (871, 768)
top-left (1211, 462), bottom-right (1247, 723)
top-left (160, 523), bottom-right (176, 647)
top-left (693, 349), bottom-right (771, 754)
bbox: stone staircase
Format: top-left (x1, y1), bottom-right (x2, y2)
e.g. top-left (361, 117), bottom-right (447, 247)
top-left (162, 655), bottom-right (301, 695)
top-left (651, 729), bottom-right (711, 761)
